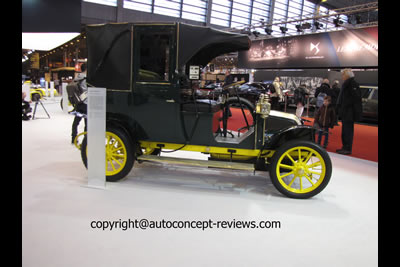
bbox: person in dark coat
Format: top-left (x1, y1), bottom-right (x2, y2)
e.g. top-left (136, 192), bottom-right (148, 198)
top-left (71, 63), bottom-right (88, 144)
top-left (314, 96), bottom-right (336, 148)
top-left (294, 84), bottom-right (309, 118)
top-left (331, 80), bottom-right (340, 125)
top-left (315, 78), bottom-right (333, 108)
top-left (336, 69), bottom-right (362, 155)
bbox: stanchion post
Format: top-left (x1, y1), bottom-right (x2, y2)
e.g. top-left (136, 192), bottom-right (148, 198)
top-left (87, 87), bottom-right (106, 189)
top-left (62, 83), bottom-right (69, 114)
top-left (50, 81), bottom-right (55, 101)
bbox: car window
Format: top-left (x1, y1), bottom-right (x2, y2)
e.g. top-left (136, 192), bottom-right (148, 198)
top-left (360, 87), bottom-right (372, 98)
top-left (371, 89), bottom-right (378, 100)
top-left (138, 33), bottom-right (170, 81)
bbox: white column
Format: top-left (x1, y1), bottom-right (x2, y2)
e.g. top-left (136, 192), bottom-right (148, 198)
top-left (87, 87), bottom-right (106, 189)
top-left (62, 83), bottom-right (69, 114)
top-left (50, 81), bottom-right (55, 101)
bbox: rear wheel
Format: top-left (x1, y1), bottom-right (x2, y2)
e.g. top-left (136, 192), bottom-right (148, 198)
top-left (81, 127), bottom-right (135, 182)
top-left (269, 140), bottom-right (332, 199)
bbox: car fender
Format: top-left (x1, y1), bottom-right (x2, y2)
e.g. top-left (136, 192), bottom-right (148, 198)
top-left (263, 125), bottom-right (315, 150)
top-left (106, 113), bottom-right (144, 146)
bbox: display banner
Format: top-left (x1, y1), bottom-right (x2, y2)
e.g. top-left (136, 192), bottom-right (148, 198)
top-left (238, 26), bottom-right (378, 69)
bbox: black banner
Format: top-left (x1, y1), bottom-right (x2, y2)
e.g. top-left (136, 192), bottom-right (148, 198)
top-left (238, 26), bottom-right (378, 69)
top-left (22, 0), bottom-right (81, 32)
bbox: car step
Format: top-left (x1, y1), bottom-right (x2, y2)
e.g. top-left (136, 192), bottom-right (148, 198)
top-left (137, 155), bottom-right (255, 171)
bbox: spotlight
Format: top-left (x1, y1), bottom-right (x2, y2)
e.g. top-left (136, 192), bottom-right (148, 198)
top-left (252, 31), bottom-right (260, 38)
top-left (314, 21), bottom-right (324, 30)
top-left (264, 27), bottom-right (273, 35)
top-left (280, 26), bottom-right (288, 34)
top-left (333, 17), bottom-right (343, 27)
top-left (295, 24), bottom-right (303, 33)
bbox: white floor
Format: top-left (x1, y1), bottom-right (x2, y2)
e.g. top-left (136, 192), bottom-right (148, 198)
top-left (22, 97), bottom-right (378, 267)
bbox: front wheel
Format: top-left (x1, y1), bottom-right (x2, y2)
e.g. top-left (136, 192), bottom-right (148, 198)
top-left (269, 140), bottom-right (332, 199)
top-left (81, 127), bottom-right (135, 182)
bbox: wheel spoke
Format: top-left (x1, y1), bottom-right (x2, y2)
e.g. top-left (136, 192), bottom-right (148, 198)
top-left (286, 153), bottom-right (296, 164)
top-left (304, 151), bottom-right (313, 163)
top-left (279, 164), bottom-right (295, 170)
top-left (110, 155), bottom-right (122, 166)
top-left (304, 175), bottom-right (315, 185)
top-left (298, 148), bottom-right (302, 162)
top-left (307, 162), bottom-right (322, 169)
top-left (309, 170), bottom-right (322, 176)
top-left (112, 152), bottom-right (125, 158)
top-left (111, 145), bottom-right (123, 153)
top-left (279, 171), bottom-right (295, 179)
top-left (108, 159), bottom-right (117, 171)
top-left (288, 176), bottom-right (297, 187)
top-left (299, 176), bottom-right (303, 190)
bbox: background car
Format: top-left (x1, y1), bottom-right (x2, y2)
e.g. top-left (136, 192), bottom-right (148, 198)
top-left (360, 85), bottom-right (378, 121)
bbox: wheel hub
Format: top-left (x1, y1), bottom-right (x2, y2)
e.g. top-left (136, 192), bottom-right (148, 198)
top-left (294, 163), bottom-right (307, 176)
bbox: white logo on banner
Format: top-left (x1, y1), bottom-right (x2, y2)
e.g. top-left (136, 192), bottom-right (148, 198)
top-left (310, 42), bottom-right (320, 55)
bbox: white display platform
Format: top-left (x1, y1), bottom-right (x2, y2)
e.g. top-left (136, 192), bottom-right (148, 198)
top-left (22, 99), bottom-right (378, 267)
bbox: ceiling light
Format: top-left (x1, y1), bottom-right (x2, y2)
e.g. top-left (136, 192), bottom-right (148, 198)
top-left (333, 17), bottom-right (343, 27)
top-left (22, 32), bottom-right (80, 51)
top-left (295, 24), bottom-right (303, 33)
top-left (264, 27), bottom-right (273, 35)
top-left (314, 21), bottom-right (324, 30)
top-left (280, 26), bottom-right (288, 34)
top-left (252, 31), bottom-right (260, 38)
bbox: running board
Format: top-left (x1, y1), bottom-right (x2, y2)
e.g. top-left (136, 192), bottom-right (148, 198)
top-left (137, 155), bottom-right (255, 171)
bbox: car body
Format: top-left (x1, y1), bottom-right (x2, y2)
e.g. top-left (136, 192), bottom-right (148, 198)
top-left (79, 22), bottom-right (332, 199)
top-left (24, 81), bottom-right (59, 100)
top-left (360, 85), bottom-right (378, 121)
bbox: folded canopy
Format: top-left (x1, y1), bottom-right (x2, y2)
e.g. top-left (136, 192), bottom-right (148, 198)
top-left (177, 23), bottom-right (250, 69)
top-left (86, 22), bottom-right (250, 89)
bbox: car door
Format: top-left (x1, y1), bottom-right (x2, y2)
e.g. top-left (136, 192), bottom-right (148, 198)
top-left (132, 25), bottom-right (186, 143)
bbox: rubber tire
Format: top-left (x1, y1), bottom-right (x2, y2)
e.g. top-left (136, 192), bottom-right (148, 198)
top-left (80, 127), bottom-right (135, 182)
top-left (269, 140), bottom-right (332, 199)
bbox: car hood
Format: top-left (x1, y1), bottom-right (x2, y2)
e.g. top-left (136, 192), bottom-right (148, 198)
top-left (269, 110), bottom-right (302, 125)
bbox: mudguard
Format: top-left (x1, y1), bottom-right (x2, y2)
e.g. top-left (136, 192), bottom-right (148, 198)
top-left (263, 125), bottom-right (315, 150)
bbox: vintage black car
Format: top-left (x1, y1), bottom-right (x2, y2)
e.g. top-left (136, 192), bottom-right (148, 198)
top-left (79, 22), bottom-right (332, 199)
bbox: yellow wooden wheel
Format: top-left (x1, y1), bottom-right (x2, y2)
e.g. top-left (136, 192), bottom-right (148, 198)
top-left (105, 131), bottom-right (128, 176)
top-left (80, 127), bottom-right (135, 182)
top-left (269, 141), bottom-right (332, 199)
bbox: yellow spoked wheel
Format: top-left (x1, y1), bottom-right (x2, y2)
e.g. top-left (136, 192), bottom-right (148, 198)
top-left (269, 140), bottom-right (332, 199)
top-left (80, 127), bottom-right (135, 182)
top-left (105, 132), bottom-right (128, 176)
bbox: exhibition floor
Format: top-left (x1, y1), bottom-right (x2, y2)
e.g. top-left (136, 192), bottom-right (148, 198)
top-left (22, 97), bottom-right (378, 267)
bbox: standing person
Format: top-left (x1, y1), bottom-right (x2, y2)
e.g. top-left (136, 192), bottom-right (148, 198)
top-left (294, 84), bottom-right (309, 118)
top-left (336, 69), bottom-right (362, 155)
top-left (315, 78), bottom-right (332, 109)
top-left (270, 77), bottom-right (282, 110)
top-left (71, 63), bottom-right (88, 144)
top-left (331, 80), bottom-right (341, 125)
top-left (22, 92), bottom-right (32, 120)
top-left (314, 96), bottom-right (336, 148)
top-left (223, 70), bottom-right (233, 87)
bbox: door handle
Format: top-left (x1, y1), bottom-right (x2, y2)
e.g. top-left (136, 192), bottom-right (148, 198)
top-left (166, 99), bottom-right (175, 103)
